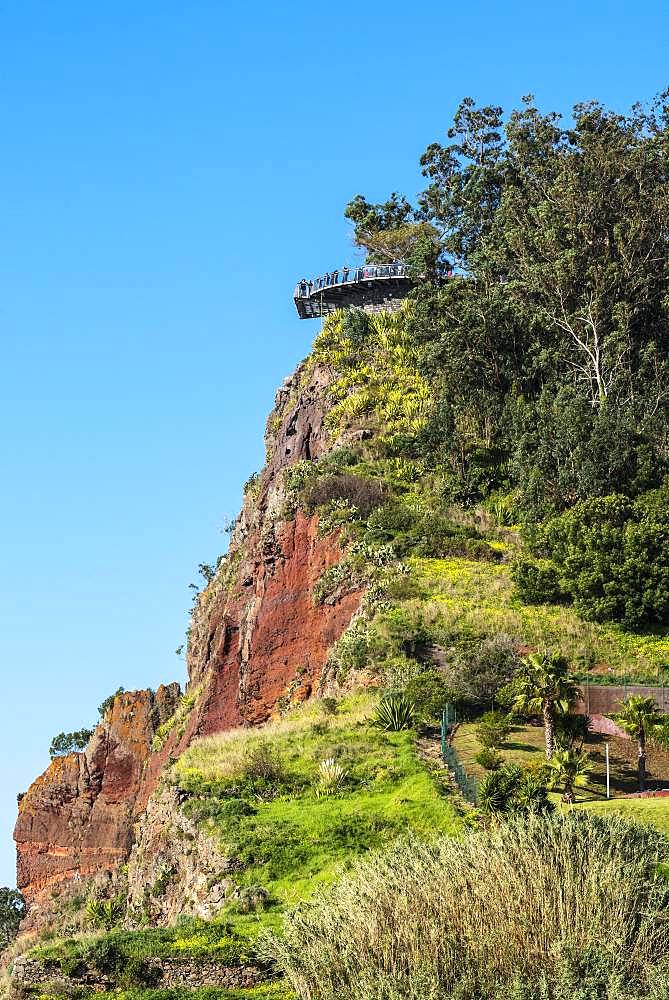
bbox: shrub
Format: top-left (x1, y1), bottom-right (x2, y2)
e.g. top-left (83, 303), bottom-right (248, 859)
top-left (538, 490), bottom-right (669, 628)
top-left (85, 896), bottom-right (124, 931)
top-left (304, 474), bottom-right (387, 517)
top-left (243, 742), bottom-right (288, 796)
top-left (372, 694), bottom-right (416, 732)
top-left (478, 764), bottom-right (551, 817)
top-left (511, 556), bottom-right (566, 605)
top-left (403, 668), bottom-right (449, 722)
top-left (315, 758), bottom-right (348, 797)
top-left (265, 814), bottom-right (669, 999)
top-left (98, 687), bottom-right (125, 720)
top-left (447, 633), bottom-right (521, 707)
top-left (475, 747), bottom-right (504, 771)
top-left (49, 729), bottom-right (94, 759)
top-left (475, 710), bottom-right (512, 749)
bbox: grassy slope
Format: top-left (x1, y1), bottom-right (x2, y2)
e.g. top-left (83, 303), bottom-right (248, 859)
top-left (410, 556), bottom-right (669, 682)
top-left (24, 695), bottom-right (461, 999)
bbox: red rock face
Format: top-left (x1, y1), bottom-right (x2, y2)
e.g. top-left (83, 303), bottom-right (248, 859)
top-left (197, 511), bottom-right (361, 733)
top-left (14, 685), bottom-right (179, 925)
top-left (14, 359), bottom-right (364, 925)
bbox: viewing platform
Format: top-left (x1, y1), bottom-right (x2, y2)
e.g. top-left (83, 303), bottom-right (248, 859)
top-left (294, 262), bottom-right (412, 319)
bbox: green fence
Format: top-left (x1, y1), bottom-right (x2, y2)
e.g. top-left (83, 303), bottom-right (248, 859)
top-left (441, 707), bottom-right (478, 805)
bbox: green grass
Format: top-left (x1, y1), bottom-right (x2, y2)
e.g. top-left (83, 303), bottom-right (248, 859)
top-left (452, 720), bottom-right (669, 832)
top-left (26, 694), bottom-right (461, 995)
top-left (30, 987), bottom-right (293, 1000)
top-left (172, 693), bottom-right (460, 907)
top-left (409, 557), bottom-right (669, 681)
top-left (577, 797), bottom-right (669, 835)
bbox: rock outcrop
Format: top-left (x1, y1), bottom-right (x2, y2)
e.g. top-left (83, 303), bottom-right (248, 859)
top-left (14, 356), bottom-right (365, 928)
top-left (14, 685), bottom-right (180, 930)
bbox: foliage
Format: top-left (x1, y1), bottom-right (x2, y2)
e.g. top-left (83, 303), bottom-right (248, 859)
top-left (315, 758), bottom-right (348, 797)
top-left (0, 887), bottom-right (25, 949)
top-left (511, 556), bottom-right (566, 605)
top-left (614, 695), bottom-right (669, 792)
top-left (501, 651), bottom-right (581, 759)
top-left (86, 896), bottom-right (125, 931)
top-left (535, 489), bottom-right (669, 628)
top-left (49, 729), bottom-right (94, 759)
top-left (99, 687), bottom-right (125, 720)
top-left (313, 304), bottom-right (430, 442)
top-left (474, 747), bottom-right (504, 771)
top-left (475, 710), bottom-right (511, 749)
top-left (402, 668), bottom-right (449, 722)
top-left (265, 813), bottom-right (669, 999)
top-left (349, 93), bottom-right (669, 517)
top-left (372, 694), bottom-right (416, 731)
top-left (446, 632), bottom-right (521, 707)
top-left (304, 473), bottom-right (387, 517)
top-left (477, 764), bottom-right (552, 817)
top-left (546, 748), bottom-right (590, 804)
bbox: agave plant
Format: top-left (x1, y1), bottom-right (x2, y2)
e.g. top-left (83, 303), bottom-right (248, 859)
top-left (316, 757), bottom-right (348, 797)
top-left (372, 694), bottom-right (416, 732)
top-left (85, 895), bottom-right (124, 930)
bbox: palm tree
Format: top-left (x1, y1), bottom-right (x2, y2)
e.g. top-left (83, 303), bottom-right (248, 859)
top-left (505, 651), bottom-right (581, 760)
top-left (614, 695), bottom-right (667, 793)
top-left (547, 748), bottom-right (590, 804)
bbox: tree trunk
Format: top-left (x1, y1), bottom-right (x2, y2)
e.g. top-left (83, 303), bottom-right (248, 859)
top-left (638, 728), bottom-right (647, 793)
top-left (562, 783), bottom-right (575, 805)
top-left (543, 702), bottom-right (555, 760)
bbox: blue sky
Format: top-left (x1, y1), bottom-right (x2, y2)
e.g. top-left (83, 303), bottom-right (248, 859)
top-left (0, 0), bottom-right (667, 887)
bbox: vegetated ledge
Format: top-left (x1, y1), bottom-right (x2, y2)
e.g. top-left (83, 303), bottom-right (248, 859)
top-left (11, 955), bottom-right (267, 994)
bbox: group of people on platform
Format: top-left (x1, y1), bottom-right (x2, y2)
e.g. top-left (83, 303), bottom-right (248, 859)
top-left (297, 262), bottom-right (406, 297)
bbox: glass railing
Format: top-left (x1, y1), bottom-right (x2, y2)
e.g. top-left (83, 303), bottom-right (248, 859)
top-left (294, 262), bottom-right (409, 299)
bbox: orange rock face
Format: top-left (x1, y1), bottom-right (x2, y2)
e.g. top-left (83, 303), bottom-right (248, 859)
top-left (14, 685), bottom-right (179, 925)
top-left (14, 359), bottom-right (364, 925)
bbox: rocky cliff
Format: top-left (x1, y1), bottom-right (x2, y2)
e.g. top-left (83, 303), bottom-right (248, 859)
top-left (14, 356), bottom-right (364, 929)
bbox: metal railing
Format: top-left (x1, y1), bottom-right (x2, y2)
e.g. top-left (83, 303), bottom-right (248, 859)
top-left (294, 262), bottom-right (409, 299)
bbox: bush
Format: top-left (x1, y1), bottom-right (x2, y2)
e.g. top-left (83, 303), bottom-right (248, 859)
top-left (511, 556), bottom-right (566, 605)
top-left (403, 668), bottom-right (449, 722)
top-left (537, 489), bottom-right (669, 628)
top-left (475, 711), bottom-right (512, 749)
top-left (49, 729), bottom-right (94, 759)
top-left (475, 747), bottom-right (504, 771)
top-left (315, 758), bottom-right (348, 797)
top-left (304, 474), bottom-right (387, 517)
top-left (372, 694), bottom-right (416, 731)
top-left (265, 814), bottom-right (669, 999)
top-left (98, 687), bottom-right (125, 720)
top-left (478, 764), bottom-right (551, 816)
top-left (447, 634), bottom-right (521, 707)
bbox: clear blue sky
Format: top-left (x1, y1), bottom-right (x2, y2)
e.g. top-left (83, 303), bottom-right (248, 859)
top-left (0, 0), bottom-right (667, 888)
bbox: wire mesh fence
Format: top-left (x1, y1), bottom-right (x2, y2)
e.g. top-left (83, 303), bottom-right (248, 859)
top-left (441, 706), bottom-right (478, 805)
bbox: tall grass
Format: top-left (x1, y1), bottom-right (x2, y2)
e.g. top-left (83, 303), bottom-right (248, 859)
top-left (264, 813), bottom-right (669, 1000)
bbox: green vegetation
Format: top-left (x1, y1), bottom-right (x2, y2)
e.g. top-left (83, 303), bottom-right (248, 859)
top-left (265, 813), bottom-right (669, 1000)
top-left (0, 887), bottom-right (25, 950)
top-left (171, 695), bottom-right (460, 909)
top-left (49, 730), bottom-right (94, 759)
top-left (614, 695), bottom-right (669, 791)
top-left (500, 651), bottom-right (581, 760)
top-left (99, 687), bottom-right (125, 720)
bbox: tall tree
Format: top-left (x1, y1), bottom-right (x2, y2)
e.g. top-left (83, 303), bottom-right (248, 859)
top-left (503, 651), bottom-right (580, 760)
top-left (614, 695), bottom-right (667, 792)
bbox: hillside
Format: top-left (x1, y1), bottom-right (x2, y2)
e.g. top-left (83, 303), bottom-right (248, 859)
top-left (5, 90), bottom-right (669, 1000)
